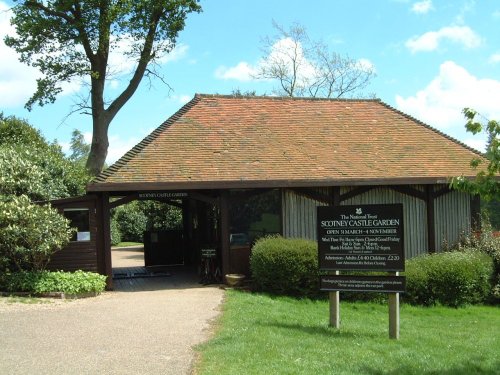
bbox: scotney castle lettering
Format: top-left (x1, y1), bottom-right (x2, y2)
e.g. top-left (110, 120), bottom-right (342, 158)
top-left (317, 204), bottom-right (405, 271)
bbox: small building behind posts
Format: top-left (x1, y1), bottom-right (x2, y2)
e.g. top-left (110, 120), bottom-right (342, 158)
top-left (52, 94), bottom-right (485, 288)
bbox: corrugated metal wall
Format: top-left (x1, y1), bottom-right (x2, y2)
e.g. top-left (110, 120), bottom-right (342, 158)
top-left (434, 186), bottom-right (471, 250)
top-left (282, 189), bottom-right (328, 242)
top-left (282, 185), bottom-right (471, 259)
top-left (340, 186), bottom-right (427, 258)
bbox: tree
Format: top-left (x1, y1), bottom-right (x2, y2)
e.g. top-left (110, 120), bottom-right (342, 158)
top-left (256, 22), bottom-right (375, 98)
top-left (69, 129), bottom-right (91, 165)
top-left (0, 115), bottom-right (91, 200)
top-left (5, 1), bottom-right (201, 175)
top-left (112, 200), bottom-right (182, 243)
top-left (451, 108), bottom-right (499, 202)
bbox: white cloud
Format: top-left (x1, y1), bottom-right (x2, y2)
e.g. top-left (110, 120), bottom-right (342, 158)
top-left (463, 138), bottom-right (486, 152)
top-left (215, 37), bottom-right (316, 83)
top-left (405, 26), bottom-right (482, 53)
top-left (455, 0), bottom-right (475, 24)
top-left (395, 61), bottom-right (500, 140)
top-left (178, 95), bottom-right (192, 104)
top-left (106, 134), bottom-right (141, 164)
top-left (259, 37), bottom-right (318, 85)
top-left (0, 2), bottom-right (42, 107)
top-left (159, 43), bottom-right (189, 64)
top-left (357, 58), bottom-right (376, 73)
top-left (0, 3), bottom-right (189, 108)
top-left (215, 62), bottom-right (257, 81)
top-left (215, 37), bottom-right (373, 86)
top-left (170, 94), bottom-right (192, 105)
top-left (0, 1), bottom-right (82, 106)
top-left (411, 0), bottom-right (433, 14)
top-left (107, 37), bottom-right (189, 79)
top-left (488, 53), bottom-right (500, 64)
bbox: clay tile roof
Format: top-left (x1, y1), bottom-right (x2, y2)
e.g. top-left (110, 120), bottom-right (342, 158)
top-left (88, 94), bottom-right (484, 192)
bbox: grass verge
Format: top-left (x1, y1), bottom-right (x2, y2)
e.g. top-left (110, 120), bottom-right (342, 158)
top-left (195, 291), bottom-right (500, 375)
top-left (2, 296), bottom-right (52, 304)
top-left (113, 242), bottom-right (143, 248)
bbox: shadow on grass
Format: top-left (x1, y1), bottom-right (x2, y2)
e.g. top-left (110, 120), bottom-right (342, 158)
top-left (258, 321), bottom-right (367, 339)
top-left (361, 359), bottom-right (500, 375)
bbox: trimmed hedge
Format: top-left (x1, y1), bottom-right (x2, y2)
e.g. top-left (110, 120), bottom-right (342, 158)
top-left (0, 270), bottom-right (106, 295)
top-left (250, 236), bottom-right (318, 296)
top-left (404, 251), bottom-right (493, 307)
top-left (249, 236), bottom-right (495, 305)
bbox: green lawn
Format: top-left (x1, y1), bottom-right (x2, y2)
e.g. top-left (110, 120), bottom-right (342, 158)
top-left (113, 242), bottom-right (143, 248)
top-left (195, 291), bottom-right (500, 375)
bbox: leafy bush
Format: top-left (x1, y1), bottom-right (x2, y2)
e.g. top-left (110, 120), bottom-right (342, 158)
top-left (453, 222), bottom-right (500, 302)
top-left (0, 195), bottom-right (74, 272)
top-left (0, 147), bottom-right (49, 200)
top-left (113, 201), bottom-right (182, 243)
top-left (250, 236), bottom-right (319, 296)
top-left (141, 200), bottom-right (182, 230)
top-left (1, 270), bottom-right (106, 294)
top-left (0, 115), bottom-right (90, 200)
top-left (114, 201), bottom-right (147, 242)
top-left (110, 217), bottom-right (122, 246)
top-left (404, 251), bottom-right (493, 307)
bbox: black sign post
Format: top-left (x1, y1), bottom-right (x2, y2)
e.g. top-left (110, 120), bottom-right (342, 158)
top-left (317, 204), bottom-right (405, 339)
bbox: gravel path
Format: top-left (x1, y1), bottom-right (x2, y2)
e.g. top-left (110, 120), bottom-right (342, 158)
top-left (0, 249), bottom-right (224, 375)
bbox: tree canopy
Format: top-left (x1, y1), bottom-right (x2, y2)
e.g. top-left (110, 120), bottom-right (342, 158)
top-left (5, 0), bottom-right (201, 175)
top-left (451, 108), bottom-right (499, 201)
top-left (0, 115), bottom-right (91, 200)
top-left (0, 115), bottom-right (82, 273)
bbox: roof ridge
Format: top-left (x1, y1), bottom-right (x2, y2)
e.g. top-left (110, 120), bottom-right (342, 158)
top-left (377, 101), bottom-right (485, 158)
top-left (91, 94), bottom-right (202, 184)
top-left (195, 93), bottom-right (381, 102)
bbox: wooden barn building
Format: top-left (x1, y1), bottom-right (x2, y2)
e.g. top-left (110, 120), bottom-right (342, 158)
top-left (52, 94), bottom-right (483, 288)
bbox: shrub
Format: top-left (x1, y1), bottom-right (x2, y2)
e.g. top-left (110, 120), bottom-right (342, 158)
top-left (114, 202), bottom-right (147, 242)
top-left (0, 270), bottom-right (106, 294)
top-left (110, 217), bottom-right (122, 246)
top-left (0, 195), bottom-right (74, 272)
top-left (250, 236), bottom-right (319, 296)
top-left (453, 222), bottom-right (500, 302)
top-left (404, 251), bottom-right (493, 307)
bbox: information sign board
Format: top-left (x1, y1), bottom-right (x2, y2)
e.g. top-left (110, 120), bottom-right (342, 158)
top-left (201, 248), bottom-right (217, 258)
top-left (318, 204), bottom-right (404, 271)
top-left (320, 275), bottom-right (406, 293)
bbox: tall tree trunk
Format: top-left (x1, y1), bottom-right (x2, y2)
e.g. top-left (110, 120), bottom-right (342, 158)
top-left (86, 112), bottom-right (110, 176)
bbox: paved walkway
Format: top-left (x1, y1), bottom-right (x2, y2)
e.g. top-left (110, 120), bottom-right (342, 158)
top-left (0, 247), bottom-right (224, 375)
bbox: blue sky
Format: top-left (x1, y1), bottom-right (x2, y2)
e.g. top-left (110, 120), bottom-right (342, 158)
top-left (1, 0), bottom-right (499, 163)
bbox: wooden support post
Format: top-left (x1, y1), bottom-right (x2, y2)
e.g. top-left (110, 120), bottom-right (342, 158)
top-left (96, 193), bottom-right (113, 290)
top-left (182, 199), bottom-right (192, 265)
top-left (332, 186), bottom-right (341, 206)
top-left (220, 191), bottom-right (230, 278)
top-left (426, 185), bottom-right (436, 253)
top-left (329, 189), bottom-right (341, 329)
top-left (388, 271), bottom-right (400, 339)
top-left (102, 193), bottom-right (112, 290)
top-left (329, 291), bottom-right (340, 328)
top-left (329, 270), bottom-right (340, 328)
